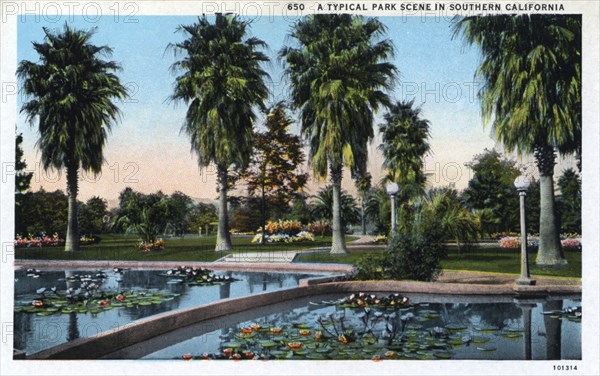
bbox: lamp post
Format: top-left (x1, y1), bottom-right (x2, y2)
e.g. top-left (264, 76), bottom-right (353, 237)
top-left (514, 175), bottom-right (536, 286)
top-left (386, 182), bottom-right (399, 236)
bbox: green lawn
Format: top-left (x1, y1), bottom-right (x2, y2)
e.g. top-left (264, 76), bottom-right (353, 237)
top-left (14, 234), bottom-right (341, 262)
top-left (294, 246), bottom-right (582, 279)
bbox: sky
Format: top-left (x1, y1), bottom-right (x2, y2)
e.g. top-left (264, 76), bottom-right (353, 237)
top-left (16, 14), bottom-right (577, 206)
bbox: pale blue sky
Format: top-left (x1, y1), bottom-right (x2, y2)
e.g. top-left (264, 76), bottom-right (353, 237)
top-left (16, 15), bottom-right (545, 203)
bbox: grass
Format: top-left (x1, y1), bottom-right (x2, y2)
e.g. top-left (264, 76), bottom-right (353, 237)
top-left (14, 234), bottom-right (342, 262)
top-left (294, 246), bottom-right (582, 279)
top-left (15, 234), bottom-right (581, 279)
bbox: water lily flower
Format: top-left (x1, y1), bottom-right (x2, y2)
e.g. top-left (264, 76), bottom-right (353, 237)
top-left (385, 351), bottom-right (395, 358)
top-left (338, 335), bottom-right (349, 344)
top-left (314, 331), bottom-right (323, 340)
top-left (241, 327), bottom-right (253, 334)
top-left (116, 295), bottom-right (126, 301)
top-left (32, 300), bottom-right (44, 307)
top-left (250, 323), bottom-right (261, 331)
top-left (223, 348), bottom-right (234, 357)
top-left (372, 355), bottom-right (382, 362)
top-left (232, 353), bottom-right (242, 360)
top-left (182, 354), bottom-right (193, 361)
top-left (270, 327), bottom-right (282, 334)
top-left (244, 351), bottom-right (254, 359)
top-left (287, 342), bottom-right (303, 350)
top-left (201, 353), bottom-right (210, 360)
top-left (97, 300), bottom-right (110, 307)
top-left (299, 329), bottom-right (311, 336)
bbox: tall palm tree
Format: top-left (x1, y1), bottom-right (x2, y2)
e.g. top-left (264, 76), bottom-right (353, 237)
top-left (169, 14), bottom-right (269, 252)
top-left (354, 172), bottom-right (372, 235)
top-left (453, 15), bottom-right (581, 266)
top-left (378, 99), bottom-right (432, 235)
top-left (17, 24), bottom-right (127, 252)
top-left (280, 14), bottom-right (396, 254)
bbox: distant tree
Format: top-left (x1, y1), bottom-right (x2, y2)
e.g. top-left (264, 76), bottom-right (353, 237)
top-left (16, 189), bottom-right (68, 236)
top-left (78, 196), bottom-right (108, 236)
top-left (187, 202), bottom-right (218, 236)
top-left (557, 168), bottom-right (581, 234)
top-left (354, 172), bottom-right (372, 235)
top-left (163, 191), bottom-right (194, 236)
top-left (15, 133), bottom-right (33, 195)
top-left (288, 194), bottom-right (314, 225)
top-left (312, 185), bottom-right (360, 228)
top-left (15, 132), bottom-right (34, 236)
top-left (462, 149), bottom-right (521, 235)
top-left (365, 183), bottom-right (391, 235)
top-left (239, 103), bottom-right (309, 242)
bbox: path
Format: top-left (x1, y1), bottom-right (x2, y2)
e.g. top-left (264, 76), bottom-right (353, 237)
top-left (215, 235), bottom-right (382, 263)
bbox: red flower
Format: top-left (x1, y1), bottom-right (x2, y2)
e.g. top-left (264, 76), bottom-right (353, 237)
top-left (182, 354), bottom-right (193, 361)
top-left (223, 348), bottom-right (233, 357)
top-left (97, 300), bottom-right (110, 307)
top-left (116, 295), bottom-right (126, 301)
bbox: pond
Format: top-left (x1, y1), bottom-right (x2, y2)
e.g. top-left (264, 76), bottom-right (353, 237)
top-left (13, 268), bottom-right (331, 355)
top-left (114, 293), bottom-right (581, 361)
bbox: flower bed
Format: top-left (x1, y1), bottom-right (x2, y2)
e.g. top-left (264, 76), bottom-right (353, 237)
top-left (139, 239), bottom-right (164, 252)
top-left (251, 231), bottom-right (315, 244)
top-left (15, 233), bottom-right (98, 248)
top-left (499, 235), bottom-right (581, 250)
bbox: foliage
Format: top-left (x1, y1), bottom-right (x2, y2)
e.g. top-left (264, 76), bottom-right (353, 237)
top-left (280, 14), bottom-right (396, 254)
top-left (306, 221), bottom-right (332, 237)
top-left (311, 185), bottom-right (361, 226)
top-left (230, 197), bottom-right (263, 234)
top-left (238, 102), bottom-right (309, 222)
top-left (15, 189), bottom-right (68, 236)
top-left (561, 238), bottom-right (581, 250)
top-left (18, 23), bottom-right (127, 252)
top-left (187, 202), bottom-right (218, 235)
top-left (557, 168), bottom-right (581, 234)
top-left (288, 195), bottom-right (314, 225)
top-left (78, 196), bottom-right (109, 236)
top-left (251, 231), bottom-right (315, 244)
top-left (462, 149), bottom-right (520, 235)
top-left (378, 100), bottom-right (431, 189)
top-left (15, 132), bottom-right (33, 195)
top-left (355, 227), bottom-right (446, 282)
top-left (365, 184), bottom-right (391, 235)
top-left (138, 238), bottom-right (164, 252)
top-left (260, 220), bottom-right (303, 236)
top-left (160, 266), bottom-right (237, 285)
top-left (420, 188), bottom-right (480, 252)
top-left (169, 14), bottom-right (269, 252)
top-left (453, 15), bottom-right (581, 266)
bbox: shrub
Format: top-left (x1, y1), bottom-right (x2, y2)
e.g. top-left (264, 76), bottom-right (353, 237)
top-left (251, 231), bottom-right (315, 244)
top-left (355, 231), bottom-right (446, 282)
top-left (260, 220), bottom-right (303, 236)
top-left (305, 221), bottom-right (332, 236)
top-left (385, 232), bottom-right (446, 282)
top-left (561, 238), bottom-right (582, 250)
top-left (139, 238), bottom-right (164, 252)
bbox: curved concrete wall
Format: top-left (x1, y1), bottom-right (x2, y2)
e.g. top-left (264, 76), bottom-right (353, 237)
top-left (26, 280), bottom-right (580, 360)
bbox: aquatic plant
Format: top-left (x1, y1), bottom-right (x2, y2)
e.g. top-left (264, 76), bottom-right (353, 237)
top-left (160, 266), bottom-right (237, 286)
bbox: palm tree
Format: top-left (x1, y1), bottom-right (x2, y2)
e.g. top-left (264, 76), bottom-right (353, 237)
top-left (378, 99), bottom-right (431, 235)
top-left (280, 14), bottom-right (396, 254)
top-left (17, 24), bottom-right (127, 252)
top-left (169, 14), bottom-right (269, 253)
top-left (311, 185), bottom-right (361, 228)
top-left (354, 172), bottom-right (372, 235)
top-left (453, 15), bottom-right (581, 266)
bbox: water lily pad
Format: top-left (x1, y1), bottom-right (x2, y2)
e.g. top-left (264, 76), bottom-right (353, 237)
top-left (477, 346), bottom-right (497, 352)
top-left (475, 325), bottom-right (499, 333)
top-left (471, 336), bottom-right (490, 344)
top-left (433, 351), bottom-right (452, 359)
top-left (445, 324), bottom-right (467, 331)
top-left (259, 341), bottom-right (277, 348)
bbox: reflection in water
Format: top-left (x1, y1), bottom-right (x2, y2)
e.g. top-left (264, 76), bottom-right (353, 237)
top-left (518, 302), bottom-right (536, 360)
top-left (14, 269), bottom-right (324, 355)
top-left (543, 300), bottom-right (563, 360)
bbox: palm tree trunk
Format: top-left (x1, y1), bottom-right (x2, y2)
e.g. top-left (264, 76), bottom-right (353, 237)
top-left (330, 165), bottom-right (348, 255)
top-left (215, 166), bottom-right (233, 253)
top-left (64, 164), bottom-right (80, 252)
top-left (361, 199), bottom-right (367, 235)
top-left (534, 146), bottom-right (566, 267)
